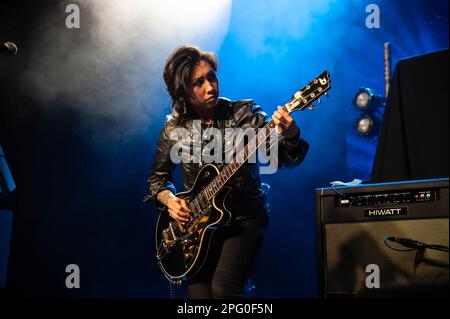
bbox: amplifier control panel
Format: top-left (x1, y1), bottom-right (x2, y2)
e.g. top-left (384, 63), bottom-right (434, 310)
top-left (337, 189), bottom-right (440, 207)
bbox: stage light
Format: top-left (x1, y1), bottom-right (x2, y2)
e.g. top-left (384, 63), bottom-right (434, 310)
top-left (352, 88), bottom-right (386, 112)
top-left (352, 87), bottom-right (386, 136)
top-left (354, 114), bottom-right (375, 136)
top-left (354, 88), bottom-right (371, 109)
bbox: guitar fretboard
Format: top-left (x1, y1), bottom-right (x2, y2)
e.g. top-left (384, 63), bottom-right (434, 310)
top-left (202, 119), bottom-right (277, 201)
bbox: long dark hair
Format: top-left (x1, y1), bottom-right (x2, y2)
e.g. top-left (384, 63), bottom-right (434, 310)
top-left (163, 45), bottom-right (218, 127)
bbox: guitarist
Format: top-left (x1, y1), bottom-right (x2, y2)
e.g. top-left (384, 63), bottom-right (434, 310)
top-left (145, 45), bottom-right (309, 298)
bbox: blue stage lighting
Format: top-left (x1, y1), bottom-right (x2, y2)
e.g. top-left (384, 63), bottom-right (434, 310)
top-left (352, 87), bottom-right (386, 112)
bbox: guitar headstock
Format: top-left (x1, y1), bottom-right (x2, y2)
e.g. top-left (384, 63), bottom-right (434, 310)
top-left (285, 70), bottom-right (331, 113)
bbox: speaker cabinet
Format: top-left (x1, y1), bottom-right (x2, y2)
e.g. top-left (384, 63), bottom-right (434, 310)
top-left (315, 178), bottom-right (449, 298)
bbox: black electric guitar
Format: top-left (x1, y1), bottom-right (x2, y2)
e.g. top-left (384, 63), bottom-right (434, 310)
top-left (155, 70), bottom-right (331, 284)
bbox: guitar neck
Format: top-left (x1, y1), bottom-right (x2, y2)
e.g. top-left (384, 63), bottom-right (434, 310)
top-left (201, 116), bottom-right (279, 201)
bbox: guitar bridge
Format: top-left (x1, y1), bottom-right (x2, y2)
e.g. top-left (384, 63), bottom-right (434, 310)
top-left (157, 222), bottom-right (181, 260)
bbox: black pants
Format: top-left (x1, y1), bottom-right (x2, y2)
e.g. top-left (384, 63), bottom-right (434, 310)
top-left (186, 214), bottom-right (268, 299)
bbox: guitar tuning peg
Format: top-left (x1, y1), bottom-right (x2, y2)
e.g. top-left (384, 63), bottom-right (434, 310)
top-left (308, 105), bottom-right (315, 110)
top-left (324, 92), bottom-right (330, 98)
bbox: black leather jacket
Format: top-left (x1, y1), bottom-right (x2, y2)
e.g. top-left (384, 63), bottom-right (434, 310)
top-left (145, 98), bottom-right (309, 217)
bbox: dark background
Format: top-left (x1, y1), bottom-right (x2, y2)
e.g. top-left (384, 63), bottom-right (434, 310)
top-left (0, 0), bottom-right (448, 298)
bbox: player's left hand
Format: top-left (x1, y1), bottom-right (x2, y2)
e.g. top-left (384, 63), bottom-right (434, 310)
top-left (272, 106), bottom-right (299, 138)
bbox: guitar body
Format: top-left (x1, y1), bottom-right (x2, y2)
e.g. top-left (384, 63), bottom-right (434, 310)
top-left (155, 164), bottom-right (232, 284)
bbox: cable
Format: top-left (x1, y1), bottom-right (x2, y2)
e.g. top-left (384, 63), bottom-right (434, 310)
top-left (329, 179), bottom-right (363, 199)
top-left (384, 237), bottom-right (416, 252)
top-left (331, 184), bottom-right (350, 198)
top-left (169, 282), bottom-right (176, 299)
top-left (384, 236), bottom-right (449, 253)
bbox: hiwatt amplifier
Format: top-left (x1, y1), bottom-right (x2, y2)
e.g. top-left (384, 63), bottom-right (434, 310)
top-left (315, 178), bottom-right (449, 298)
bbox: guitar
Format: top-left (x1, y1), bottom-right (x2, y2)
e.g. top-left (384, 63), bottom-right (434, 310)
top-left (155, 70), bottom-right (331, 284)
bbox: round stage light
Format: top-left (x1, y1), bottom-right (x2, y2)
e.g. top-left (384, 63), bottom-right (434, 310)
top-left (353, 88), bottom-right (386, 112)
top-left (355, 114), bottom-right (375, 136)
top-left (353, 88), bottom-right (374, 110)
top-left (355, 90), bottom-right (371, 109)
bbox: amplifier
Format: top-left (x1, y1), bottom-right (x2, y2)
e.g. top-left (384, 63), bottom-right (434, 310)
top-left (315, 178), bottom-right (449, 298)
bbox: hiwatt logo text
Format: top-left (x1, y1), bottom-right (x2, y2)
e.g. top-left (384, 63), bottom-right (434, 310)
top-left (364, 207), bottom-right (408, 217)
